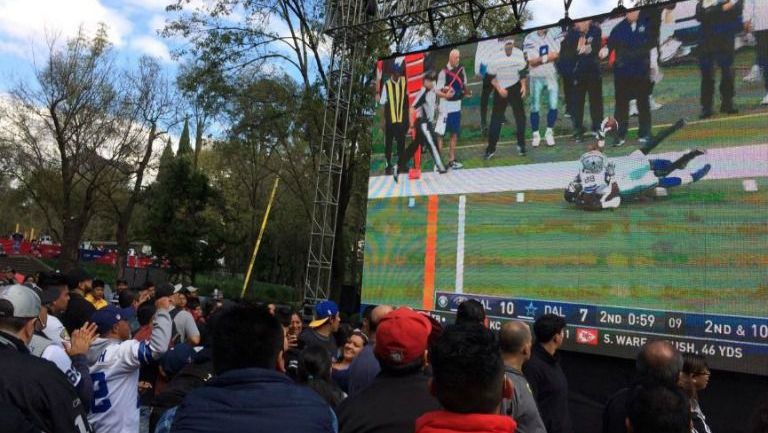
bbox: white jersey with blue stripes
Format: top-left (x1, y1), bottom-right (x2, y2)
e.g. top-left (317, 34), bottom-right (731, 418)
top-left (87, 338), bottom-right (155, 433)
top-left (85, 309), bottom-right (172, 433)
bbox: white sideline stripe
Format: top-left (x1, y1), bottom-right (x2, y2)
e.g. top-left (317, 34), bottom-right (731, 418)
top-left (371, 111), bottom-right (768, 157)
top-left (455, 195), bottom-right (466, 294)
top-left (368, 144), bottom-right (768, 199)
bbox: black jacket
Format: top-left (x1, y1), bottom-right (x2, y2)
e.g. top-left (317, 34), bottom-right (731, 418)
top-left (603, 387), bottom-right (629, 433)
top-left (696, 0), bottom-right (743, 53)
top-left (150, 350), bottom-right (214, 432)
top-left (336, 370), bottom-right (441, 433)
top-left (62, 291), bottom-right (95, 334)
top-left (560, 24), bottom-right (603, 78)
top-left (0, 330), bottom-right (93, 433)
top-left (523, 344), bottom-right (573, 433)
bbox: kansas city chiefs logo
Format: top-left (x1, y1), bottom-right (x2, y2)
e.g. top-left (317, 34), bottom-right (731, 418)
top-left (576, 328), bottom-right (599, 346)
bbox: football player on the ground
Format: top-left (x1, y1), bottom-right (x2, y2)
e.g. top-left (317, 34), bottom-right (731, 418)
top-left (86, 293), bottom-right (172, 433)
top-left (566, 118), bottom-right (711, 210)
top-left (565, 142), bottom-right (622, 210)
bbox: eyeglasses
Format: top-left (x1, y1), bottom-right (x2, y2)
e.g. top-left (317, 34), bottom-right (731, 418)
top-left (694, 371), bottom-right (711, 377)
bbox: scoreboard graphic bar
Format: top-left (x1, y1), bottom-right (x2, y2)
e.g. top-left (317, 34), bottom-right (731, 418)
top-left (432, 292), bottom-right (768, 376)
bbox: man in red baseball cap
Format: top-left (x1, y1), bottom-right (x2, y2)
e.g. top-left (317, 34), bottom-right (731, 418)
top-left (336, 307), bottom-right (441, 433)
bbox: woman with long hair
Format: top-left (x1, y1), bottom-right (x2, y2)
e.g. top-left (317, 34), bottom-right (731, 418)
top-left (298, 345), bottom-right (346, 409)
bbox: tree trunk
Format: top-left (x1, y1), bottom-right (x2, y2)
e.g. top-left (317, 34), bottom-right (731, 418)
top-left (115, 214), bottom-right (130, 281)
top-left (60, 218), bottom-right (85, 273)
top-left (115, 124), bottom-right (157, 281)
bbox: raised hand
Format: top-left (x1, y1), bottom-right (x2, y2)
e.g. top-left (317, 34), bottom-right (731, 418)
top-left (67, 322), bottom-right (98, 357)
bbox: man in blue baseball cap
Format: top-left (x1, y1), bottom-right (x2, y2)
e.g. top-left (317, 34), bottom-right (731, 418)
top-left (299, 300), bottom-right (341, 361)
top-left (86, 295), bottom-right (172, 433)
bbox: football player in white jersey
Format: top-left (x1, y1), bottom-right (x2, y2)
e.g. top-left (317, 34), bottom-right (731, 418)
top-left (566, 118), bottom-right (711, 210)
top-left (86, 295), bottom-right (172, 433)
top-left (524, 29), bottom-right (561, 147)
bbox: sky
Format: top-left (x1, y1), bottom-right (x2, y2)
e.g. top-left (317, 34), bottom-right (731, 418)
top-left (0, 0), bottom-right (620, 91)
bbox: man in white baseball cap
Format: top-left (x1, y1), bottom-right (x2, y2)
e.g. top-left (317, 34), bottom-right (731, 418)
top-left (0, 284), bottom-right (94, 432)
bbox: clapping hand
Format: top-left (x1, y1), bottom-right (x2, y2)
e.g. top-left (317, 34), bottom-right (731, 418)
top-left (67, 322), bottom-right (98, 357)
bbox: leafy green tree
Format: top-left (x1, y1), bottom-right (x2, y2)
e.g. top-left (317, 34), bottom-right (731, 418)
top-left (159, 137), bottom-right (175, 177)
top-left (144, 156), bottom-right (226, 282)
top-left (0, 25), bottom-right (145, 271)
top-left (177, 117), bottom-right (194, 159)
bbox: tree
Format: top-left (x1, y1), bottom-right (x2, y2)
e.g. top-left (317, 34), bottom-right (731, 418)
top-left (98, 56), bottom-right (179, 280)
top-left (0, 25), bottom-right (143, 271)
top-left (159, 137), bottom-right (175, 177)
top-left (163, 0), bottom-right (389, 296)
top-left (165, 0), bottom-right (330, 93)
top-left (177, 117), bottom-right (193, 158)
top-left (431, 4), bottom-right (532, 46)
top-left (144, 155), bottom-right (226, 282)
top-left (197, 74), bottom-right (318, 290)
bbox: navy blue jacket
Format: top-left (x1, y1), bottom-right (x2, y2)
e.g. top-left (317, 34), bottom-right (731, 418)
top-left (559, 24), bottom-right (603, 78)
top-left (170, 367), bottom-right (336, 433)
top-left (696, 0), bottom-right (743, 54)
top-left (607, 18), bottom-right (654, 79)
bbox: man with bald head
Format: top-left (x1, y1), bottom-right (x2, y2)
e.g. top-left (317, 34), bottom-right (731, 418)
top-left (346, 304), bottom-right (394, 396)
top-left (603, 340), bottom-right (684, 433)
top-left (436, 48), bottom-right (469, 170)
top-left (500, 321), bottom-right (546, 433)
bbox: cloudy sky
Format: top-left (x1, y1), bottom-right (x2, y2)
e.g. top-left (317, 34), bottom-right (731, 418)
top-left (0, 0), bottom-right (619, 89)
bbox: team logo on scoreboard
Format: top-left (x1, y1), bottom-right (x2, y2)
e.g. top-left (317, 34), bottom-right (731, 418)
top-left (576, 328), bottom-right (599, 346)
top-left (451, 296), bottom-right (468, 308)
top-left (437, 295), bottom-right (449, 309)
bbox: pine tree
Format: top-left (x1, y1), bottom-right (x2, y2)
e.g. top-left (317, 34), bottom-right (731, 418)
top-left (158, 137), bottom-right (175, 180)
top-left (177, 117), bottom-right (193, 159)
top-left (145, 157), bottom-right (222, 282)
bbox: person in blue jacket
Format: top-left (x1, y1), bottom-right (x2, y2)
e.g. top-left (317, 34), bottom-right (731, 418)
top-left (601, 10), bottom-right (655, 146)
top-left (170, 304), bottom-right (337, 433)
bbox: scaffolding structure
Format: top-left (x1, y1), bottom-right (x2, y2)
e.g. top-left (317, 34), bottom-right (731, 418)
top-left (304, 0), bottom-right (531, 306)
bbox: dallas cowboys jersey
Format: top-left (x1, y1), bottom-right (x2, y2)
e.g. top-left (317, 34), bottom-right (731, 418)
top-left (86, 310), bottom-right (172, 433)
top-left (523, 30), bottom-right (560, 80)
top-left (578, 151), bottom-right (614, 194)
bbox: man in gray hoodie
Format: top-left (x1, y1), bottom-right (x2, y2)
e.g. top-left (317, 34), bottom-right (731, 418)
top-left (86, 291), bottom-right (172, 433)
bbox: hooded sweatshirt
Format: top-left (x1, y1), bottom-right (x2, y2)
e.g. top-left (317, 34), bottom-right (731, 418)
top-left (416, 410), bottom-right (517, 433)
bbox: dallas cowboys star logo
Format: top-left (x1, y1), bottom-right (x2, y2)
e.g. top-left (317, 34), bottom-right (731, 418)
top-left (525, 302), bottom-right (538, 317)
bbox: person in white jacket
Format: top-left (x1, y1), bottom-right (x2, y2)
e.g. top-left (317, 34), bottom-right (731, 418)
top-left (86, 295), bottom-right (172, 433)
top-left (743, 0), bottom-right (768, 104)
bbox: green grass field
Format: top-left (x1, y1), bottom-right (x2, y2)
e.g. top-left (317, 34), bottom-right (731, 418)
top-left (370, 48), bottom-right (767, 175)
top-left (362, 178), bottom-right (768, 316)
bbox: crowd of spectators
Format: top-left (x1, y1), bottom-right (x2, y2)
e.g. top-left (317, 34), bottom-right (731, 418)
top-left (1, 272), bottom-right (768, 433)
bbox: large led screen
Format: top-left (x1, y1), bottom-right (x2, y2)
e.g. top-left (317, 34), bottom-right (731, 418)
top-left (361, 0), bottom-right (768, 375)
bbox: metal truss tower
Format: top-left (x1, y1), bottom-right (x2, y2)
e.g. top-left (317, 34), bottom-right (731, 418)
top-left (304, 0), bottom-right (531, 305)
top-left (303, 0), bottom-right (369, 305)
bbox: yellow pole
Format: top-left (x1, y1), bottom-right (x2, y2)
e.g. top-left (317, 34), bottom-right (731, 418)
top-left (15, 223), bottom-right (19, 233)
top-left (30, 228), bottom-right (35, 240)
top-left (240, 177), bottom-right (280, 299)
